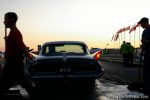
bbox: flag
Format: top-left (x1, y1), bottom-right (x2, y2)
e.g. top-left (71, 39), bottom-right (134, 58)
top-left (117, 26), bottom-right (130, 34)
top-left (115, 28), bottom-right (123, 41)
top-left (122, 27), bottom-right (126, 32)
top-left (114, 32), bottom-right (119, 41)
top-left (125, 26), bottom-right (130, 31)
top-left (111, 34), bottom-right (114, 41)
top-left (122, 26), bottom-right (130, 32)
top-left (129, 24), bottom-right (136, 33)
top-left (135, 23), bottom-right (141, 27)
top-left (129, 23), bottom-right (140, 34)
top-left (117, 28), bottom-right (123, 34)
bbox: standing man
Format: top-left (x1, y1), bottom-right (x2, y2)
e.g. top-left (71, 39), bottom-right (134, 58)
top-left (138, 17), bottom-right (150, 95)
top-left (0, 12), bottom-right (33, 98)
top-left (120, 41), bottom-right (129, 65)
top-left (127, 42), bottom-right (135, 65)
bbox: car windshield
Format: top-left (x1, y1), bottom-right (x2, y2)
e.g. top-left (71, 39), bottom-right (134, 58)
top-left (41, 43), bottom-right (88, 56)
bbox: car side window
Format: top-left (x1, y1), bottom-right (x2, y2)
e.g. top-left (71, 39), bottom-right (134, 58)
top-left (45, 46), bottom-right (49, 54)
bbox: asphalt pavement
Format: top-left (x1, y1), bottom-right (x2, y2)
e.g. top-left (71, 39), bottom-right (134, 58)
top-left (2, 79), bottom-right (149, 100)
top-left (0, 56), bottom-right (149, 100)
top-left (99, 54), bottom-right (149, 98)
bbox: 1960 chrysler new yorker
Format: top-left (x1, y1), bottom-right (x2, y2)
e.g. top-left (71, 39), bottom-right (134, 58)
top-left (26, 41), bottom-right (104, 87)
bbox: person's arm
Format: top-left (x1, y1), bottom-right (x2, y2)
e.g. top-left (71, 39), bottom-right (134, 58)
top-left (24, 49), bottom-right (33, 59)
top-left (133, 46), bottom-right (135, 52)
top-left (144, 39), bottom-right (150, 43)
top-left (14, 31), bottom-right (33, 59)
top-left (140, 44), bottom-right (144, 61)
top-left (120, 45), bottom-right (123, 54)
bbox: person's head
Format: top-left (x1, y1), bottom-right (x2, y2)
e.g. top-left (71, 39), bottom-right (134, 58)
top-left (138, 17), bottom-right (149, 29)
top-left (4, 12), bottom-right (18, 28)
top-left (123, 41), bottom-right (126, 44)
top-left (126, 42), bottom-right (130, 45)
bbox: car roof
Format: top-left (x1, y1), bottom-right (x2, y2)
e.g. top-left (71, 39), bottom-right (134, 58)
top-left (43, 41), bottom-right (87, 46)
top-left (91, 48), bottom-right (100, 49)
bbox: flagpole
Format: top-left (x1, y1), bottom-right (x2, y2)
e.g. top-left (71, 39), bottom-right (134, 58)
top-left (5, 26), bottom-right (7, 50)
top-left (116, 40), bottom-right (117, 49)
top-left (119, 35), bottom-right (120, 48)
top-left (116, 39), bottom-right (118, 49)
top-left (124, 31), bottom-right (125, 41)
top-left (114, 40), bottom-right (115, 49)
top-left (134, 30), bottom-right (136, 48)
top-left (139, 26), bottom-right (141, 47)
top-left (120, 33), bottom-right (122, 42)
top-left (130, 33), bottom-right (131, 43)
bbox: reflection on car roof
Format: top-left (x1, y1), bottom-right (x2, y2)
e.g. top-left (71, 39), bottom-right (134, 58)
top-left (43, 41), bottom-right (87, 45)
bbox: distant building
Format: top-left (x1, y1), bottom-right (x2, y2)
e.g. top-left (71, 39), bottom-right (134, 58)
top-left (38, 45), bottom-right (41, 51)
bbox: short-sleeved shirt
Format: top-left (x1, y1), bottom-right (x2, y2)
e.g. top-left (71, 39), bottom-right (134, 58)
top-left (120, 43), bottom-right (128, 54)
top-left (142, 28), bottom-right (150, 52)
top-left (128, 45), bottom-right (134, 54)
top-left (5, 28), bottom-right (27, 61)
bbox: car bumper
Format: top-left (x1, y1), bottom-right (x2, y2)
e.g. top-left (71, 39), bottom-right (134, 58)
top-left (29, 70), bottom-right (104, 80)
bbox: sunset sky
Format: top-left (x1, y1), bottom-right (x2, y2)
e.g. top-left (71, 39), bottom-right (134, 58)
top-left (0, 0), bottom-right (150, 51)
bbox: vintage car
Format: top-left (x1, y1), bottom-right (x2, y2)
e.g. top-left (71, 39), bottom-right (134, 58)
top-left (26, 41), bottom-right (104, 88)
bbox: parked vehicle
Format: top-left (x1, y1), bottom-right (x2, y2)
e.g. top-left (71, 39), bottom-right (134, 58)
top-left (26, 41), bottom-right (104, 88)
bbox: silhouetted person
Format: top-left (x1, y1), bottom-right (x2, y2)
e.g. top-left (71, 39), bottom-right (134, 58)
top-left (127, 42), bottom-right (134, 65)
top-left (139, 17), bottom-right (150, 95)
top-left (120, 41), bottom-right (129, 65)
top-left (0, 12), bottom-right (33, 98)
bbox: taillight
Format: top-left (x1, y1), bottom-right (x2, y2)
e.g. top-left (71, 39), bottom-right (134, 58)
top-left (95, 51), bottom-right (102, 61)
